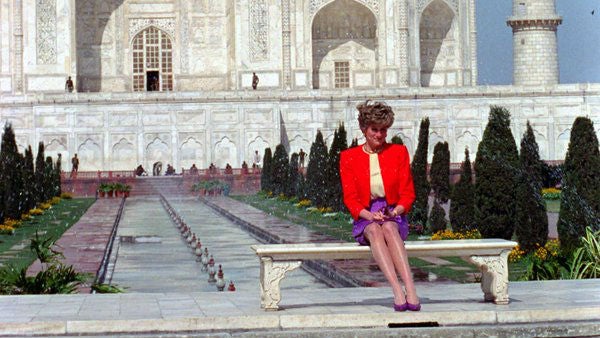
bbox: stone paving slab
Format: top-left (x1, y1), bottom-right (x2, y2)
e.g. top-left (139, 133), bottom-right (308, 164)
top-left (0, 279), bottom-right (599, 336)
top-left (26, 199), bottom-right (123, 292)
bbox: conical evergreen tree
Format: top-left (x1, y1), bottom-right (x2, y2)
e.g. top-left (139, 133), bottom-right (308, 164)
top-left (35, 142), bottom-right (46, 205)
top-left (474, 106), bottom-right (519, 239)
top-left (428, 141), bottom-right (450, 233)
top-left (44, 156), bottom-right (54, 200)
top-left (430, 142), bottom-right (450, 203)
top-left (449, 148), bottom-right (476, 232)
top-left (306, 130), bottom-right (329, 207)
top-left (515, 122), bottom-right (548, 252)
top-left (409, 117), bottom-right (430, 229)
top-left (557, 117), bottom-right (600, 253)
top-left (55, 153), bottom-right (62, 196)
top-left (271, 144), bottom-right (289, 196)
top-left (23, 146), bottom-right (36, 212)
top-left (0, 123), bottom-right (24, 220)
top-left (350, 138), bottom-right (358, 148)
top-left (429, 200), bottom-right (447, 233)
top-left (327, 123), bottom-right (348, 211)
top-left (260, 148), bottom-right (273, 193)
top-left (287, 153), bottom-right (300, 198)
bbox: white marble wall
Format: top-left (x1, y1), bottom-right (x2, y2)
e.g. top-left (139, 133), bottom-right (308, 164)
top-left (2, 0), bottom-right (478, 93)
top-left (1, 84), bottom-right (599, 172)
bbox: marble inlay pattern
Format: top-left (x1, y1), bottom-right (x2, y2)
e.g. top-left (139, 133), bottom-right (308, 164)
top-left (129, 18), bottom-right (175, 42)
top-left (250, 0), bottom-right (269, 61)
top-left (36, 0), bottom-right (57, 64)
top-left (310, 0), bottom-right (379, 16)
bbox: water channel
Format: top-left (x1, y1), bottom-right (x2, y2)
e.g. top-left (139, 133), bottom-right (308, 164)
top-left (105, 196), bottom-right (328, 293)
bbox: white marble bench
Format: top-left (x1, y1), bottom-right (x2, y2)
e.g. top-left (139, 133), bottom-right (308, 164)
top-left (251, 238), bottom-right (517, 310)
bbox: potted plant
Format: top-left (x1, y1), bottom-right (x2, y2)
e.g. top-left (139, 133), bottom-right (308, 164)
top-left (122, 184), bottom-right (131, 198)
top-left (97, 183), bottom-right (108, 198)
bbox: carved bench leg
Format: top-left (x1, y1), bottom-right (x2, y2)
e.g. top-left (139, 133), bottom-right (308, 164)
top-left (468, 250), bottom-right (511, 304)
top-left (259, 257), bottom-right (302, 311)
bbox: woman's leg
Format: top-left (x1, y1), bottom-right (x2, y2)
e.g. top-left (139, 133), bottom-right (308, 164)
top-left (381, 221), bottom-right (420, 305)
top-left (364, 223), bottom-right (406, 305)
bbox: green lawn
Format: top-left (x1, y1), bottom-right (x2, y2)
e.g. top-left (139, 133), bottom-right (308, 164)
top-left (0, 198), bottom-right (95, 269)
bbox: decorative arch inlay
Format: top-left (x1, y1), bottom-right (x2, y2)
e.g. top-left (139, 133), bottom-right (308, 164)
top-left (129, 18), bottom-right (175, 42)
top-left (310, 0), bottom-right (379, 16)
top-left (417, 0), bottom-right (458, 15)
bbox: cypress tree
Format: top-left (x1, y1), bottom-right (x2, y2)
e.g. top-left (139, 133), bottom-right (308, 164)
top-left (327, 123), bottom-right (348, 211)
top-left (429, 200), bottom-right (447, 233)
top-left (430, 142), bottom-right (450, 203)
top-left (557, 117), bottom-right (600, 253)
top-left (0, 123), bottom-right (23, 220)
top-left (306, 130), bottom-right (329, 207)
top-left (474, 106), bottom-right (519, 240)
top-left (287, 153), bottom-right (300, 198)
top-left (44, 156), bottom-right (54, 201)
top-left (409, 117), bottom-right (430, 229)
top-left (391, 135), bottom-right (404, 145)
top-left (350, 138), bottom-right (358, 148)
top-left (449, 148), bottom-right (476, 232)
top-left (260, 148), bottom-right (273, 193)
top-left (271, 144), bottom-right (289, 196)
top-left (515, 122), bottom-right (548, 252)
top-left (23, 146), bottom-right (36, 212)
top-left (428, 141), bottom-right (450, 233)
top-left (55, 153), bottom-right (62, 196)
top-left (35, 142), bottom-right (46, 205)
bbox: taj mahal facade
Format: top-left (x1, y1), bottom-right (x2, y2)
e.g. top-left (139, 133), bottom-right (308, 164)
top-left (0, 0), bottom-right (598, 172)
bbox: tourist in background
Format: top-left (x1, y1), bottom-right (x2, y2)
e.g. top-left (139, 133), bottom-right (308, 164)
top-left (339, 100), bottom-right (419, 312)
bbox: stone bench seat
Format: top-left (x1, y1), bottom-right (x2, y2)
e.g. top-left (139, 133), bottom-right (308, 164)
top-left (251, 239), bottom-right (517, 310)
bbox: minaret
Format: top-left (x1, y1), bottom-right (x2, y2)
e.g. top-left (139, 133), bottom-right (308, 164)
top-left (507, 0), bottom-right (562, 86)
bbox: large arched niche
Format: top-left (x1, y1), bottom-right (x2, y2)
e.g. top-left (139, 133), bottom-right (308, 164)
top-left (76, 0), bottom-right (126, 92)
top-left (419, 0), bottom-right (458, 87)
top-left (311, 0), bottom-right (377, 89)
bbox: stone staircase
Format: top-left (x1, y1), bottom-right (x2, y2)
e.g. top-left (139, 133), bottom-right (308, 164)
top-left (130, 176), bottom-right (189, 196)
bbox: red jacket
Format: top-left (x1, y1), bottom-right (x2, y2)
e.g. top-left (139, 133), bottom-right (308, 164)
top-left (340, 143), bottom-right (416, 220)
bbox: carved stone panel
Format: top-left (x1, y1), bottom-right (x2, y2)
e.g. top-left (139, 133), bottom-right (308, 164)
top-left (249, 0), bottom-right (269, 61)
top-left (36, 0), bottom-right (57, 64)
top-left (310, 0), bottom-right (379, 16)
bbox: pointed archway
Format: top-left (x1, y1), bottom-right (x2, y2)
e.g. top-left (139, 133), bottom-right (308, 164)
top-left (311, 0), bottom-right (377, 89)
top-left (419, 0), bottom-right (457, 87)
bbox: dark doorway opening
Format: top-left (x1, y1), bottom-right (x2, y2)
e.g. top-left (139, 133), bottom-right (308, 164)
top-left (147, 71), bottom-right (160, 91)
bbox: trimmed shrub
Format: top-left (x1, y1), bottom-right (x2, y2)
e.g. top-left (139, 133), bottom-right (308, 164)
top-left (558, 117), bottom-right (600, 253)
top-left (260, 148), bottom-right (273, 193)
top-left (429, 199), bottom-right (447, 234)
top-left (515, 122), bottom-right (548, 253)
top-left (450, 148), bottom-right (476, 232)
top-left (327, 123), bottom-right (348, 211)
top-left (306, 130), bottom-right (329, 207)
top-left (474, 106), bottom-right (519, 240)
top-left (271, 144), bottom-right (289, 196)
top-left (409, 117), bottom-right (430, 229)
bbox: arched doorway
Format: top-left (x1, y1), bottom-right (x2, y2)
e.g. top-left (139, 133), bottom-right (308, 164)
top-left (311, 0), bottom-right (377, 89)
top-left (132, 26), bottom-right (173, 91)
top-left (419, 0), bottom-right (457, 87)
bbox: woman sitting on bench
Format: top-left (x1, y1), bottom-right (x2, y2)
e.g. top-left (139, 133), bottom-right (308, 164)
top-left (339, 100), bottom-right (420, 312)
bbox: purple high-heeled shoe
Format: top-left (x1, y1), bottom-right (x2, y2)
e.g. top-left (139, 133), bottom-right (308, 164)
top-left (393, 303), bottom-right (408, 312)
top-left (406, 302), bottom-right (421, 311)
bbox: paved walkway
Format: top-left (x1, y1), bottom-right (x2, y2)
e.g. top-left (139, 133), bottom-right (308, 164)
top-left (1, 196), bottom-right (598, 337)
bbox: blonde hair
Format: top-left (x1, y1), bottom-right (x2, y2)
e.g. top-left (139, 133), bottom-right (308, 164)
top-left (357, 100), bottom-right (394, 129)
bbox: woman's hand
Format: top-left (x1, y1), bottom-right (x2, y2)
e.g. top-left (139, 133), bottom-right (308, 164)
top-left (371, 210), bottom-right (385, 222)
top-left (391, 205), bottom-right (405, 217)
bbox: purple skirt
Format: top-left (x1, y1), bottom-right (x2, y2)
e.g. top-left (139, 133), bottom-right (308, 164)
top-left (352, 198), bottom-right (409, 246)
